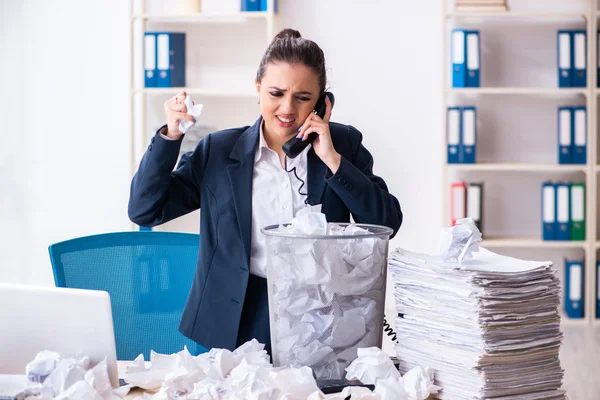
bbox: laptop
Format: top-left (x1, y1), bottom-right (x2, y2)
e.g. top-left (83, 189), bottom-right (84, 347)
top-left (0, 283), bottom-right (119, 388)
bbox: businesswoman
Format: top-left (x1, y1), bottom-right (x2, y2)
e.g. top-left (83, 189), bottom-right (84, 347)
top-left (128, 29), bottom-right (403, 354)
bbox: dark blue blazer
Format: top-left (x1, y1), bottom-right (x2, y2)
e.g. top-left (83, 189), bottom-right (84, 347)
top-left (128, 117), bottom-right (403, 351)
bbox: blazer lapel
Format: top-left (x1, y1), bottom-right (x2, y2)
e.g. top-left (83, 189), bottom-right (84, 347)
top-left (306, 148), bottom-right (327, 206)
top-left (227, 118), bottom-right (261, 262)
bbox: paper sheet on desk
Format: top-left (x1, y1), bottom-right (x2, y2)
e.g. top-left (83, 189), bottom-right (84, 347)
top-left (121, 340), bottom-right (438, 400)
top-left (9, 351), bottom-right (130, 400)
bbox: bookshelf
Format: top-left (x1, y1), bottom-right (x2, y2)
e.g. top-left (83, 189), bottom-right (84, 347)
top-left (129, 0), bottom-right (277, 232)
top-left (442, 0), bottom-right (598, 324)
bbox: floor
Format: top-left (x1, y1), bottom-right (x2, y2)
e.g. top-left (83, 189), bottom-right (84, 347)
top-left (560, 325), bottom-right (600, 400)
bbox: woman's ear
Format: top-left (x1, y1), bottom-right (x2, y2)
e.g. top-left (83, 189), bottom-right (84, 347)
top-left (255, 79), bottom-right (261, 104)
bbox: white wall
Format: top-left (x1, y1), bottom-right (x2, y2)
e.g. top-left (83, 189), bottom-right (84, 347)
top-left (1, 0), bottom-right (132, 285)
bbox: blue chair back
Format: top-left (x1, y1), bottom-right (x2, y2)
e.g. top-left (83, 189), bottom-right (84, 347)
top-left (48, 231), bottom-right (208, 360)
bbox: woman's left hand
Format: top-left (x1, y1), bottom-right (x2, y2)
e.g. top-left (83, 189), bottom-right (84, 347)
top-left (296, 96), bottom-right (341, 173)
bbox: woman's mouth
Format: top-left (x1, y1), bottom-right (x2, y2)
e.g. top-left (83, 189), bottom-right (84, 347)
top-left (276, 115), bottom-right (295, 128)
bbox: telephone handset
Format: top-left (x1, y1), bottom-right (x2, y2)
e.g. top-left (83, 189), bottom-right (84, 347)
top-left (282, 91), bottom-right (335, 159)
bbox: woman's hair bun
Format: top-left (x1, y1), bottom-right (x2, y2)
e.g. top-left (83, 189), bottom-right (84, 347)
top-left (273, 28), bottom-right (302, 41)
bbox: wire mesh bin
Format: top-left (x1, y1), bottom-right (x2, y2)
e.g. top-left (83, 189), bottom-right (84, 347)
top-left (261, 223), bottom-right (393, 380)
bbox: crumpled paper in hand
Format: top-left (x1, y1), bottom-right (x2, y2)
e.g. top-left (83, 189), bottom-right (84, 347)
top-left (178, 95), bottom-right (204, 134)
top-left (438, 217), bottom-right (482, 264)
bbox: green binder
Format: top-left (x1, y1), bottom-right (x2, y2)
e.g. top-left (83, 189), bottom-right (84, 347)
top-left (570, 183), bottom-right (585, 241)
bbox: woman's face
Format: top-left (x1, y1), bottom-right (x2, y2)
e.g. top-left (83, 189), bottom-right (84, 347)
top-left (256, 61), bottom-right (321, 141)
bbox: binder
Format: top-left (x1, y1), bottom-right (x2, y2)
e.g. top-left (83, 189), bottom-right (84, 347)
top-left (597, 261), bottom-right (600, 318)
top-left (555, 183), bottom-right (570, 241)
top-left (447, 107), bottom-right (461, 164)
top-left (241, 0), bottom-right (260, 11)
top-left (541, 182), bottom-right (556, 241)
top-left (572, 30), bottom-right (587, 88)
top-left (465, 30), bottom-right (480, 87)
top-left (461, 106), bottom-right (476, 163)
top-left (598, 30), bottom-right (600, 88)
top-left (451, 30), bottom-right (467, 88)
top-left (450, 182), bottom-right (467, 226)
top-left (259, 0), bottom-right (277, 11)
top-left (144, 33), bottom-right (157, 88)
top-left (156, 32), bottom-right (186, 88)
top-left (467, 183), bottom-right (483, 234)
top-left (557, 107), bottom-right (572, 164)
top-left (565, 259), bottom-right (584, 318)
top-left (572, 106), bottom-right (587, 164)
top-left (557, 30), bottom-right (572, 88)
top-left (570, 183), bottom-right (585, 241)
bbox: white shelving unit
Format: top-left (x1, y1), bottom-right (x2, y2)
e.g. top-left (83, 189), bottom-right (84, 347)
top-left (129, 0), bottom-right (278, 232)
top-left (442, 0), bottom-right (598, 324)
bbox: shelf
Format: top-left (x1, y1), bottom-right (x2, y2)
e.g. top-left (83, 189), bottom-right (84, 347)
top-left (446, 12), bottom-right (588, 20)
top-left (448, 87), bottom-right (587, 95)
top-left (132, 88), bottom-right (256, 97)
top-left (560, 318), bottom-right (591, 327)
top-left (481, 236), bottom-right (587, 249)
top-left (447, 163), bottom-right (587, 172)
top-left (132, 12), bottom-right (272, 23)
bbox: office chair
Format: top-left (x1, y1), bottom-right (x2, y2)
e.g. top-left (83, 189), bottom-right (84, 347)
top-left (48, 231), bottom-right (207, 360)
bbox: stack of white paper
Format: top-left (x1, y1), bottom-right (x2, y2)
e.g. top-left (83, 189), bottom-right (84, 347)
top-left (389, 246), bottom-right (565, 400)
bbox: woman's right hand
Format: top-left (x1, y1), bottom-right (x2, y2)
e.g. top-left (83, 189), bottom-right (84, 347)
top-left (164, 91), bottom-right (195, 139)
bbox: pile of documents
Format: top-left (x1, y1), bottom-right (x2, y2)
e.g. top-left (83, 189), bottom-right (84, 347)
top-left (455, 0), bottom-right (508, 12)
top-left (389, 221), bottom-right (565, 399)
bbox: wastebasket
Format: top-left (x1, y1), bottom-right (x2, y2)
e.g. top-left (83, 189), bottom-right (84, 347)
top-left (261, 222), bottom-right (393, 380)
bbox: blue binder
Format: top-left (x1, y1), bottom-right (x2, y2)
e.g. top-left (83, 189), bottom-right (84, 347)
top-left (557, 30), bottom-right (572, 88)
top-left (451, 29), bottom-right (467, 88)
top-left (541, 182), bottom-right (556, 240)
top-left (596, 261), bottom-right (600, 318)
top-left (555, 183), bottom-right (570, 241)
top-left (465, 30), bottom-right (480, 87)
top-left (572, 106), bottom-right (587, 164)
top-left (156, 32), bottom-right (186, 88)
top-left (259, 0), bottom-right (277, 11)
top-left (460, 106), bottom-right (476, 163)
top-left (572, 30), bottom-right (587, 88)
top-left (447, 107), bottom-right (461, 164)
top-left (144, 33), bottom-right (157, 87)
top-left (565, 259), bottom-right (584, 319)
top-left (557, 107), bottom-right (572, 164)
top-left (242, 0), bottom-right (260, 11)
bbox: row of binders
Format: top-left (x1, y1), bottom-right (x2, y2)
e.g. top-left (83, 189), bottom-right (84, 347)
top-left (558, 106), bottom-right (587, 164)
top-left (451, 29), bottom-right (480, 87)
top-left (241, 0), bottom-right (277, 11)
top-left (144, 32), bottom-right (186, 88)
top-left (447, 106), bottom-right (476, 164)
top-left (557, 30), bottom-right (587, 88)
top-left (542, 182), bottom-right (585, 241)
top-left (450, 181), bottom-right (483, 232)
top-left (446, 105), bottom-right (588, 165)
top-left (452, 29), bottom-right (591, 88)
